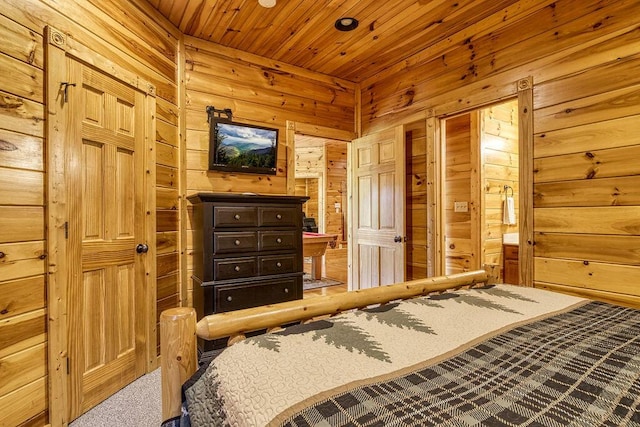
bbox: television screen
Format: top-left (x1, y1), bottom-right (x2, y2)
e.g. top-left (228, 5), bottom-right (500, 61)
top-left (209, 120), bottom-right (278, 175)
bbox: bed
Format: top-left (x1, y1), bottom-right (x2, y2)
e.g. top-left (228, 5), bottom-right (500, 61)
top-left (160, 270), bottom-right (640, 426)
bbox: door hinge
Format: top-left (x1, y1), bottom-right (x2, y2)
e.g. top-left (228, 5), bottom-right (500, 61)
top-left (64, 221), bottom-right (69, 239)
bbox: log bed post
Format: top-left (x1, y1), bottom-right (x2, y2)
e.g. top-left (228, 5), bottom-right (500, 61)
top-left (160, 270), bottom-right (488, 422)
top-left (160, 307), bottom-right (198, 422)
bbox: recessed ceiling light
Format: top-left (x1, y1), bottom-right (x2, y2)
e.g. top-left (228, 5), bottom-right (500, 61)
top-left (258, 0), bottom-right (276, 8)
top-left (335, 17), bottom-right (359, 31)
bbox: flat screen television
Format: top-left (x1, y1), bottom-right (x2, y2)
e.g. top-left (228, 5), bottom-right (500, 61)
top-left (208, 119), bottom-right (278, 175)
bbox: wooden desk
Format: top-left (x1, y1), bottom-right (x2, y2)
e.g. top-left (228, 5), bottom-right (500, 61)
top-left (303, 232), bottom-right (337, 280)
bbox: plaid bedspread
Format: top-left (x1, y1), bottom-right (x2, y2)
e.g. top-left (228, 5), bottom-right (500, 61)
top-left (282, 301), bottom-right (640, 426)
top-left (176, 286), bottom-right (640, 427)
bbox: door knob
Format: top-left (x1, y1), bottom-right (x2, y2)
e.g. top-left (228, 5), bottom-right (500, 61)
top-left (394, 236), bottom-right (402, 243)
top-left (136, 243), bottom-right (149, 254)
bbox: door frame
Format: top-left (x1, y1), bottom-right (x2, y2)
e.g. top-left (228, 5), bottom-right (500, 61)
top-left (45, 26), bottom-right (157, 425)
top-left (285, 121), bottom-right (355, 283)
top-left (429, 77), bottom-right (533, 285)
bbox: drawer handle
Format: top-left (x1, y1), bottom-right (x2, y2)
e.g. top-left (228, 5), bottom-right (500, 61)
top-left (226, 296), bottom-right (233, 302)
top-left (276, 214), bottom-right (282, 220)
top-left (234, 214), bottom-right (241, 220)
top-left (234, 266), bottom-right (240, 272)
top-left (234, 239), bottom-right (241, 246)
top-left (284, 288), bottom-right (289, 294)
top-left (276, 262), bottom-right (282, 268)
top-left (276, 237), bottom-right (282, 244)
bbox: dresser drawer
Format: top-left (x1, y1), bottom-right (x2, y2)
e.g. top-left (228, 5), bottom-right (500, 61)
top-left (213, 207), bottom-right (258, 227)
top-left (214, 231), bottom-right (258, 253)
top-left (214, 277), bottom-right (299, 312)
top-left (259, 207), bottom-right (298, 227)
top-left (214, 257), bottom-right (257, 280)
top-left (260, 230), bottom-right (297, 251)
top-left (259, 254), bottom-right (297, 275)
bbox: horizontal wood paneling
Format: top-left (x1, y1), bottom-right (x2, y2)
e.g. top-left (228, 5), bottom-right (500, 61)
top-left (534, 115), bottom-right (640, 159)
top-left (157, 273), bottom-right (179, 301)
top-left (534, 84), bottom-right (640, 134)
top-left (157, 252), bottom-right (179, 278)
top-left (0, 343), bottom-right (46, 396)
top-left (2, 0), bottom-right (178, 102)
top-left (535, 257), bottom-right (640, 296)
top-left (156, 165), bottom-right (178, 189)
top-left (0, 207), bottom-right (44, 243)
top-left (0, 91), bottom-right (45, 139)
top-left (534, 176), bottom-right (640, 208)
top-left (535, 207), bottom-right (640, 235)
top-left (184, 35), bottom-right (355, 203)
top-left (0, 275), bottom-right (46, 321)
top-left (156, 97), bottom-right (179, 126)
top-left (525, 2), bottom-right (640, 300)
top-left (363, 1), bottom-right (640, 131)
top-left (0, 377), bottom-right (47, 426)
top-left (363, 0), bottom-right (640, 302)
top-left (0, 129), bottom-right (44, 171)
top-left (0, 0), bottom-right (179, 424)
top-left (156, 187), bottom-right (179, 210)
top-left (534, 233), bottom-right (640, 266)
top-left (0, 168), bottom-right (43, 205)
top-left (157, 232), bottom-right (178, 255)
top-left (0, 309), bottom-right (46, 353)
top-left (534, 144), bottom-right (640, 183)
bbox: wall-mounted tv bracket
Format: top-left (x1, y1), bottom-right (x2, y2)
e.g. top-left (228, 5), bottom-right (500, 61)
top-left (206, 106), bottom-right (233, 124)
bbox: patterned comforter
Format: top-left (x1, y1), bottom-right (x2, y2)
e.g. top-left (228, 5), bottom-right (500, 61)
top-left (174, 285), bottom-right (640, 426)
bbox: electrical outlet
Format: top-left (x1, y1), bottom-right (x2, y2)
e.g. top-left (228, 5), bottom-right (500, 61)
top-left (454, 201), bottom-right (468, 213)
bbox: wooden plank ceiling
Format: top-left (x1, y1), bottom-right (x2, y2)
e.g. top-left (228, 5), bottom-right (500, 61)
top-left (147, 0), bottom-right (520, 82)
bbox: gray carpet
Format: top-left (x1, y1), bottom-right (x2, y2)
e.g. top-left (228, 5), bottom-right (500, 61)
top-left (69, 368), bottom-right (161, 427)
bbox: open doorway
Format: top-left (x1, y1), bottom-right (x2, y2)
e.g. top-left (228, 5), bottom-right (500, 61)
top-left (294, 134), bottom-right (349, 288)
top-left (442, 99), bottom-right (519, 284)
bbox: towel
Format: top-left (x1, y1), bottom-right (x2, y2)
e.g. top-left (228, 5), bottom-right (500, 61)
top-left (503, 196), bottom-right (516, 225)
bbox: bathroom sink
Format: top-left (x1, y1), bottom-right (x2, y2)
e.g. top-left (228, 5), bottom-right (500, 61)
top-left (502, 232), bottom-right (519, 245)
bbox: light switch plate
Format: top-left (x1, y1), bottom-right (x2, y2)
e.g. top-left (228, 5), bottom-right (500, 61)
top-left (454, 201), bottom-right (468, 213)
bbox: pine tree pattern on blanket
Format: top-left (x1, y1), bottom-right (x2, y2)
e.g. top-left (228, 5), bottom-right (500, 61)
top-left (178, 286), bottom-right (640, 427)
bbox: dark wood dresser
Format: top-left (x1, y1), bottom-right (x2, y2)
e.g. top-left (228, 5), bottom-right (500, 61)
top-left (189, 193), bottom-right (308, 348)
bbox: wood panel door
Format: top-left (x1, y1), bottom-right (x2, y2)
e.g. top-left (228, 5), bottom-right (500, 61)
top-left (349, 126), bottom-right (406, 290)
top-left (65, 57), bottom-right (149, 419)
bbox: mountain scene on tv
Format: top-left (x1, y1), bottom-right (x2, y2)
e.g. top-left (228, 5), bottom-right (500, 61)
top-left (214, 123), bottom-right (276, 169)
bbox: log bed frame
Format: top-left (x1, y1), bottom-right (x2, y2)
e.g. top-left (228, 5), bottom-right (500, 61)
top-left (159, 270), bottom-right (490, 421)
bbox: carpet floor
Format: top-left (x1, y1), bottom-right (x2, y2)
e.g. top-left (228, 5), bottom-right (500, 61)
top-left (67, 276), bottom-right (341, 426)
top-left (69, 368), bottom-right (161, 426)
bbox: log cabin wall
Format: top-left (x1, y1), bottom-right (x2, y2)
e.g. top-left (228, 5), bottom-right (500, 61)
top-left (295, 178), bottom-right (320, 219)
top-left (481, 101), bottom-right (519, 282)
top-left (295, 135), bottom-right (325, 225)
top-left (0, 0), bottom-right (180, 424)
top-left (405, 121), bottom-right (429, 280)
top-left (444, 114), bottom-right (477, 274)
top-left (323, 140), bottom-right (348, 284)
top-left (183, 36), bottom-right (356, 303)
top-left (361, 0), bottom-right (640, 302)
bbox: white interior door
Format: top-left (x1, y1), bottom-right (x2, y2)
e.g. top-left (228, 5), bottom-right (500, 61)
top-left (349, 126), bottom-right (406, 290)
